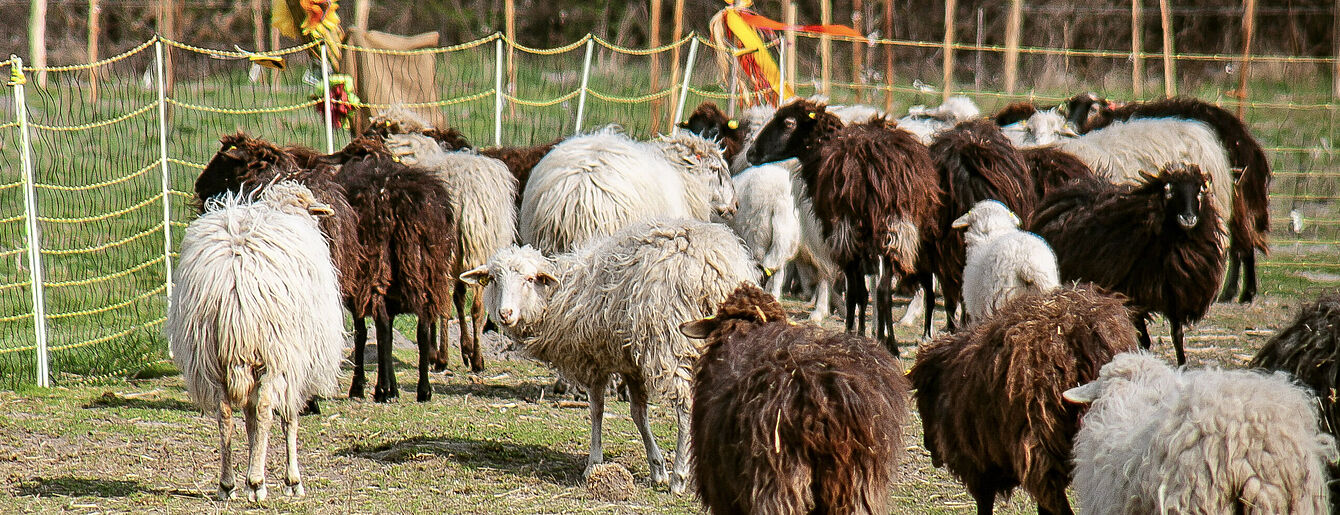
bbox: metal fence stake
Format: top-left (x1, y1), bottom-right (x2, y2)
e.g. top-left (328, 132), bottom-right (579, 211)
top-left (11, 55), bottom-right (50, 388)
top-left (672, 37), bottom-right (700, 127)
top-left (494, 37), bottom-right (504, 147)
top-left (574, 38), bottom-right (595, 135)
top-left (154, 38), bottom-right (174, 355)
top-left (319, 42), bottom-right (335, 154)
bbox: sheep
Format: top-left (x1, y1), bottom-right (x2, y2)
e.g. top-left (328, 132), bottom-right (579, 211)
top-left (726, 159), bottom-right (803, 299)
top-left (459, 218), bottom-right (759, 494)
top-left (680, 283), bottom-right (908, 515)
top-left (951, 200), bottom-right (1059, 320)
top-left (748, 99), bottom-right (942, 355)
top-left (1001, 109), bottom-right (1078, 149)
top-left (1068, 96), bottom-right (1272, 304)
top-left (1031, 163), bottom-right (1225, 365)
top-left (479, 140), bottom-right (559, 209)
top-left (992, 101), bottom-right (1039, 127)
top-left (519, 128), bottom-right (736, 255)
top-left (1249, 291), bottom-right (1340, 508)
top-left (385, 133), bottom-right (519, 373)
top-left (678, 102), bottom-right (777, 174)
top-left (168, 182), bottom-right (344, 502)
top-left (1020, 145), bottom-right (1097, 201)
top-left (1064, 352), bottom-right (1336, 514)
top-left (898, 95), bottom-right (983, 144)
top-left (928, 119), bottom-right (1037, 330)
top-left (792, 182), bottom-right (840, 322)
top-left (909, 284), bottom-right (1138, 515)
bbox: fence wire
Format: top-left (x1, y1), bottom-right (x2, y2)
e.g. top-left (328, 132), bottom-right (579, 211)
top-left (3, 22), bottom-right (1340, 387)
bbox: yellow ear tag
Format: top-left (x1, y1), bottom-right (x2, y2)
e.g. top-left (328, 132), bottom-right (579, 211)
top-left (727, 120), bottom-right (739, 129)
top-left (808, 112), bottom-right (817, 119)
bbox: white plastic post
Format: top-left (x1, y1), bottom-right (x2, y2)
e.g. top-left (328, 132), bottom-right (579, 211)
top-left (671, 37), bottom-right (700, 127)
top-left (319, 42), bottom-right (335, 154)
top-left (154, 39), bottom-right (173, 342)
top-left (776, 38), bottom-right (786, 102)
top-left (11, 55), bottom-right (50, 388)
top-left (494, 37), bottom-right (504, 147)
top-left (573, 38), bottom-right (595, 135)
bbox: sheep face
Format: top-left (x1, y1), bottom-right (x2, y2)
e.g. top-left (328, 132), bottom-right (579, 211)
top-left (677, 102), bottom-right (738, 143)
top-left (1062, 352), bottom-right (1174, 405)
top-left (748, 101), bottom-right (823, 166)
top-left (658, 133), bottom-right (738, 219)
top-left (460, 246), bottom-right (556, 332)
top-left (1024, 110), bottom-right (1075, 146)
top-left (1157, 165), bottom-right (1211, 230)
top-left (261, 182), bottom-right (334, 220)
top-left (952, 200), bottom-right (1020, 246)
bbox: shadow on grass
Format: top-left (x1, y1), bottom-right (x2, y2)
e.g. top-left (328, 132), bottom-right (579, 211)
top-left (338, 436), bottom-right (583, 484)
top-left (13, 476), bottom-right (191, 498)
top-left (85, 392), bottom-right (196, 412)
top-left (432, 380), bottom-right (548, 401)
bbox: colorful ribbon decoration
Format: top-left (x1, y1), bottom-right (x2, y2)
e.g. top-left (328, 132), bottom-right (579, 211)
top-left (713, 0), bottom-right (863, 105)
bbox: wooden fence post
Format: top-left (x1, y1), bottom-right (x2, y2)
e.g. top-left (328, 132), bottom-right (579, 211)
top-left (1004, 0), bottom-right (1022, 95)
top-left (30, 0), bottom-right (47, 87)
top-left (649, 0), bottom-right (664, 133)
top-left (883, 0), bottom-right (893, 110)
top-left (1132, 0), bottom-right (1143, 98)
top-left (667, 0), bottom-right (685, 127)
top-left (1158, 0), bottom-right (1175, 97)
top-left (942, 0), bottom-right (956, 101)
top-left (88, 0), bottom-right (101, 100)
top-left (1236, 0), bottom-right (1256, 119)
top-left (853, 0), bottom-right (864, 102)
top-left (786, 2), bottom-right (798, 98)
top-left (821, 0), bottom-right (832, 96)
top-left (975, 8), bottom-right (983, 91)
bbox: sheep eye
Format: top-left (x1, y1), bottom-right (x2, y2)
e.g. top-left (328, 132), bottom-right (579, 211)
top-left (478, 275), bottom-right (491, 286)
top-left (784, 118), bottom-right (797, 129)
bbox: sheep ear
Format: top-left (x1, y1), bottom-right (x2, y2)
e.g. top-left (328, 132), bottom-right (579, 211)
top-left (1062, 382), bottom-right (1099, 404)
top-left (951, 212), bottom-right (973, 229)
top-left (727, 119), bottom-right (740, 129)
top-left (459, 265), bottom-right (491, 286)
top-left (679, 316), bottom-right (720, 339)
top-left (536, 271), bottom-right (558, 287)
top-left (807, 111), bottom-right (817, 119)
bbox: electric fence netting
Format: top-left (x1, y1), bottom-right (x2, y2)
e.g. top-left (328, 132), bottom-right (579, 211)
top-left (3, 13), bottom-right (1340, 387)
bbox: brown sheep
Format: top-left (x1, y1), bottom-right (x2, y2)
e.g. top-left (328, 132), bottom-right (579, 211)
top-left (480, 139), bottom-right (560, 209)
top-left (748, 99), bottom-right (942, 355)
top-left (677, 101), bottom-right (744, 165)
top-left (909, 284), bottom-right (1139, 515)
top-left (1030, 163), bottom-right (1226, 364)
top-left (1020, 146), bottom-right (1097, 202)
top-left (681, 283), bottom-right (908, 515)
top-left (992, 101), bottom-right (1039, 127)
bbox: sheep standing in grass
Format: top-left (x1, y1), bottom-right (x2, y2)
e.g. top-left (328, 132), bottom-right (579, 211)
top-left (681, 283), bottom-right (908, 514)
top-left (520, 128), bottom-right (736, 255)
top-left (460, 219), bottom-right (758, 494)
top-left (385, 133), bottom-right (518, 372)
top-left (1064, 352), bottom-right (1336, 514)
top-left (168, 183), bottom-right (344, 502)
top-left (952, 200), bottom-right (1059, 320)
top-left (726, 159), bottom-right (802, 298)
top-left (910, 285), bottom-right (1137, 515)
top-left (1250, 291), bottom-right (1340, 508)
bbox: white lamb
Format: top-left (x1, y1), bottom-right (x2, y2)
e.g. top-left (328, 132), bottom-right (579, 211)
top-left (951, 200), bottom-right (1060, 320)
top-left (727, 159), bottom-right (802, 299)
top-left (461, 219), bottom-right (758, 495)
top-left (1064, 352), bottom-right (1336, 514)
top-left (520, 128), bottom-right (736, 255)
top-left (1001, 108), bottom-right (1077, 148)
top-left (167, 182), bottom-right (344, 502)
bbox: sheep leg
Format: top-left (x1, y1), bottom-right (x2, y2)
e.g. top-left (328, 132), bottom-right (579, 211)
top-left (373, 307), bottom-right (398, 402)
top-left (966, 481), bottom-right (996, 515)
top-left (583, 375), bottom-right (610, 479)
top-left (875, 264), bottom-right (898, 356)
top-left (768, 266), bottom-right (786, 299)
top-left (244, 384), bottom-right (273, 502)
top-left (1240, 248), bottom-right (1257, 303)
top-left (625, 376), bottom-right (668, 485)
top-left (670, 405), bottom-right (691, 495)
top-left (428, 316), bottom-right (443, 371)
top-left (918, 272), bottom-right (937, 341)
top-left (349, 316), bottom-right (367, 399)
top-left (1218, 251), bottom-right (1241, 303)
top-left (1033, 478), bottom-right (1075, 515)
top-left (1134, 316), bottom-right (1153, 350)
top-left (281, 415), bottom-right (304, 497)
top-left (1171, 318), bottom-right (1187, 366)
top-left (468, 294), bottom-right (486, 372)
top-left (808, 275), bottom-right (832, 322)
top-left (415, 317), bottom-right (434, 402)
top-left (217, 398), bottom-right (236, 500)
top-left (454, 281), bottom-right (477, 371)
top-left (843, 262), bottom-right (868, 335)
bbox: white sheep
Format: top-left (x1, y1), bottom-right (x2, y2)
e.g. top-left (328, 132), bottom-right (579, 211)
top-left (460, 218), bottom-right (759, 495)
top-left (167, 182), bottom-right (345, 502)
top-left (898, 95), bottom-right (982, 144)
top-left (1064, 352), bottom-right (1337, 514)
top-left (951, 200), bottom-right (1060, 320)
top-left (520, 128), bottom-right (736, 255)
top-left (727, 159), bottom-right (802, 299)
top-left (384, 132), bottom-right (518, 370)
top-left (1001, 108), bottom-right (1077, 148)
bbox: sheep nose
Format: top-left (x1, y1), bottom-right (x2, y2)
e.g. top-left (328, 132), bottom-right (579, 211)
top-left (497, 308), bottom-right (515, 325)
top-left (717, 203), bottom-right (737, 220)
top-left (1177, 214), bottom-right (1199, 229)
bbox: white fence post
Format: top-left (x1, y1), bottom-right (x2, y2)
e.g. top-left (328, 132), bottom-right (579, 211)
top-left (776, 37), bottom-right (786, 102)
top-left (573, 38), bottom-right (595, 135)
top-left (672, 36), bottom-right (700, 127)
top-left (153, 39), bottom-right (173, 330)
top-left (11, 55), bottom-right (50, 388)
top-left (319, 42), bottom-right (335, 154)
top-left (494, 37), bottom-right (504, 147)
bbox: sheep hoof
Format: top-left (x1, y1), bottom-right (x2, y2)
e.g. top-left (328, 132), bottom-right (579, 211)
top-left (648, 466), bottom-right (669, 485)
top-left (348, 383), bottom-right (364, 400)
top-left (245, 483), bottom-right (267, 502)
top-left (583, 462), bottom-right (602, 480)
top-left (808, 310), bottom-right (826, 323)
top-left (669, 475), bottom-right (687, 495)
top-left (218, 483), bottom-right (236, 501)
top-left (374, 388), bottom-right (397, 403)
top-left (416, 388), bottom-right (432, 402)
top-left (283, 482), bottom-right (305, 497)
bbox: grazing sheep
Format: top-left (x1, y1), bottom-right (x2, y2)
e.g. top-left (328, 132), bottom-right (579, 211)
top-left (520, 128), bottom-right (736, 255)
top-left (385, 133), bottom-right (519, 372)
top-left (168, 183), bottom-right (344, 502)
top-left (910, 285), bottom-right (1138, 515)
top-left (1064, 352), bottom-right (1336, 514)
top-left (898, 95), bottom-right (983, 144)
top-left (1031, 163), bottom-right (1225, 365)
top-left (1070, 96), bottom-right (1272, 304)
top-left (749, 99), bottom-right (942, 355)
top-left (951, 200), bottom-right (1059, 320)
top-left (727, 159), bottom-right (803, 299)
top-left (460, 219), bottom-right (759, 494)
top-left (681, 283), bottom-right (908, 515)
top-left (929, 119), bottom-right (1037, 330)
top-left (1250, 291), bottom-right (1340, 508)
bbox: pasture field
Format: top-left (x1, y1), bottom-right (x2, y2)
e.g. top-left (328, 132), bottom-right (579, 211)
top-left (0, 277), bottom-right (1321, 514)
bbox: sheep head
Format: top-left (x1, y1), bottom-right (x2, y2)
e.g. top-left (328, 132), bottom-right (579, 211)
top-left (1062, 352), bottom-right (1175, 405)
top-left (677, 101), bottom-right (739, 143)
top-left (384, 133), bottom-right (448, 168)
top-left (460, 245), bottom-right (557, 335)
top-left (680, 282), bottom-right (788, 341)
top-left (1024, 109), bottom-right (1075, 146)
top-left (748, 99), bottom-right (833, 166)
top-left (951, 199), bottom-right (1021, 247)
top-left (194, 133), bottom-right (298, 214)
top-left (655, 132), bottom-right (737, 220)
top-left (261, 181), bottom-right (333, 219)
top-left (1140, 163), bottom-right (1213, 231)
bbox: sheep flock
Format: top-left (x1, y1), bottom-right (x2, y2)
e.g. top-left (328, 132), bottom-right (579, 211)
top-left (161, 88), bottom-right (1340, 514)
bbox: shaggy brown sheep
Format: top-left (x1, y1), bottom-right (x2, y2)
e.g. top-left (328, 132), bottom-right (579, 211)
top-left (1030, 163), bottom-right (1225, 364)
top-left (1020, 146), bottom-right (1097, 202)
top-left (678, 101), bottom-right (744, 164)
top-left (682, 283), bottom-right (908, 515)
top-left (909, 284), bottom-right (1138, 515)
